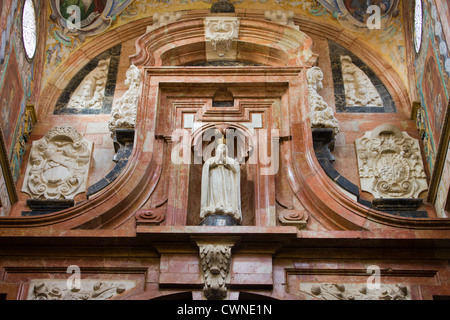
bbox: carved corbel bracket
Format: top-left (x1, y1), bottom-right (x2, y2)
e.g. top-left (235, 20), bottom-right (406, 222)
top-left (194, 237), bottom-right (239, 300)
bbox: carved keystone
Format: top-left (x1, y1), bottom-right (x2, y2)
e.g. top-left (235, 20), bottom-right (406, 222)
top-left (205, 17), bottom-right (240, 60)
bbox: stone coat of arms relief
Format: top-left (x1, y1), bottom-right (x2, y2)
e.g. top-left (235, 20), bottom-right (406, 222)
top-left (355, 124), bottom-right (428, 199)
top-left (22, 127), bottom-right (93, 200)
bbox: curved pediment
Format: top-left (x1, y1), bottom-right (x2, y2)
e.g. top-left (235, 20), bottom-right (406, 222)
top-left (130, 14), bottom-right (318, 68)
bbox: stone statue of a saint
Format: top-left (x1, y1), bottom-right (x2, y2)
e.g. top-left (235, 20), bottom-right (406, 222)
top-left (200, 138), bottom-right (241, 224)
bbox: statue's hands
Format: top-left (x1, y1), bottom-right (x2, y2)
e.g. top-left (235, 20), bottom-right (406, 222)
top-left (223, 163), bottom-right (233, 171)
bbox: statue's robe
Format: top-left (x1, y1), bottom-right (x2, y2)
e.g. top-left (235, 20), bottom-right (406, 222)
top-left (200, 156), bottom-right (241, 222)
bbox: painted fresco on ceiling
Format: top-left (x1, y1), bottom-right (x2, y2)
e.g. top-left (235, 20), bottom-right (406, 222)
top-left (317, 0), bottom-right (399, 32)
top-left (49, 0), bottom-right (135, 42)
top-left (43, 0), bottom-right (406, 99)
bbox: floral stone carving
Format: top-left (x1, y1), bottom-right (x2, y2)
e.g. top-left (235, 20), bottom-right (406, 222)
top-left (108, 65), bottom-right (142, 137)
top-left (21, 127), bottom-right (93, 200)
top-left (196, 239), bottom-right (237, 300)
top-left (355, 124), bottom-right (428, 199)
top-left (147, 12), bottom-right (184, 33)
top-left (205, 17), bottom-right (240, 59)
top-left (307, 67), bottom-right (340, 136)
top-left (264, 10), bottom-right (299, 30)
top-left (67, 59), bottom-right (110, 109)
top-left (341, 55), bottom-right (383, 107)
top-left (300, 283), bottom-right (410, 300)
top-left (28, 280), bottom-right (135, 300)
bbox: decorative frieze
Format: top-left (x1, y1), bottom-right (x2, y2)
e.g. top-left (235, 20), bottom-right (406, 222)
top-left (340, 55), bottom-right (383, 107)
top-left (21, 127), bottom-right (93, 200)
top-left (300, 283), bottom-right (410, 300)
top-left (28, 280), bottom-right (135, 300)
top-left (108, 65), bottom-right (142, 137)
top-left (147, 12), bottom-right (184, 33)
top-left (264, 10), bottom-right (298, 30)
top-left (205, 17), bottom-right (240, 60)
top-left (355, 124), bottom-right (428, 199)
top-left (307, 66), bottom-right (340, 136)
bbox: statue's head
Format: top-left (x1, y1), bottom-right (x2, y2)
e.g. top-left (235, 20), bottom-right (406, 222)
top-left (216, 141), bottom-right (228, 157)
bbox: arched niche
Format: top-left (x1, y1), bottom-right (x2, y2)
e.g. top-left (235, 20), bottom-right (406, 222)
top-left (187, 123), bottom-right (256, 226)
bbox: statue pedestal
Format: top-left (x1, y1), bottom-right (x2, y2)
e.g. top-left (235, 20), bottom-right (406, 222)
top-left (200, 215), bottom-right (240, 226)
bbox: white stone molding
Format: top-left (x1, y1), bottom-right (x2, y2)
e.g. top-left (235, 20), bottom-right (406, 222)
top-left (108, 65), bottom-right (142, 137)
top-left (355, 124), bottom-right (428, 199)
top-left (27, 280), bottom-right (136, 300)
top-left (147, 12), bottom-right (184, 33)
top-left (205, 17), bottom-right (240, 60)
top-left (299, 283), bottom-right (410, 300)
top-left (307, 66), bottom-right (340, 135)
top-left (340, 55), bottom-right (383, 107)
top-left (67, 59), bottom-right (110, 109)
top-left (264, 10), bottom-right (299, 30)
top-left (21, 127), bottom-right (93, 200)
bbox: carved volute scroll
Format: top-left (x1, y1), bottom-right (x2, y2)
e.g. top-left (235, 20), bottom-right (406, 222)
top-left (21, 127), bottom-right (93, 200)
top-left (108, 65), bottom-right (142, 137)
top-left (307, 66), bottom-right (340, 136)
top-left (355, 124), bottom-right (428, 199)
